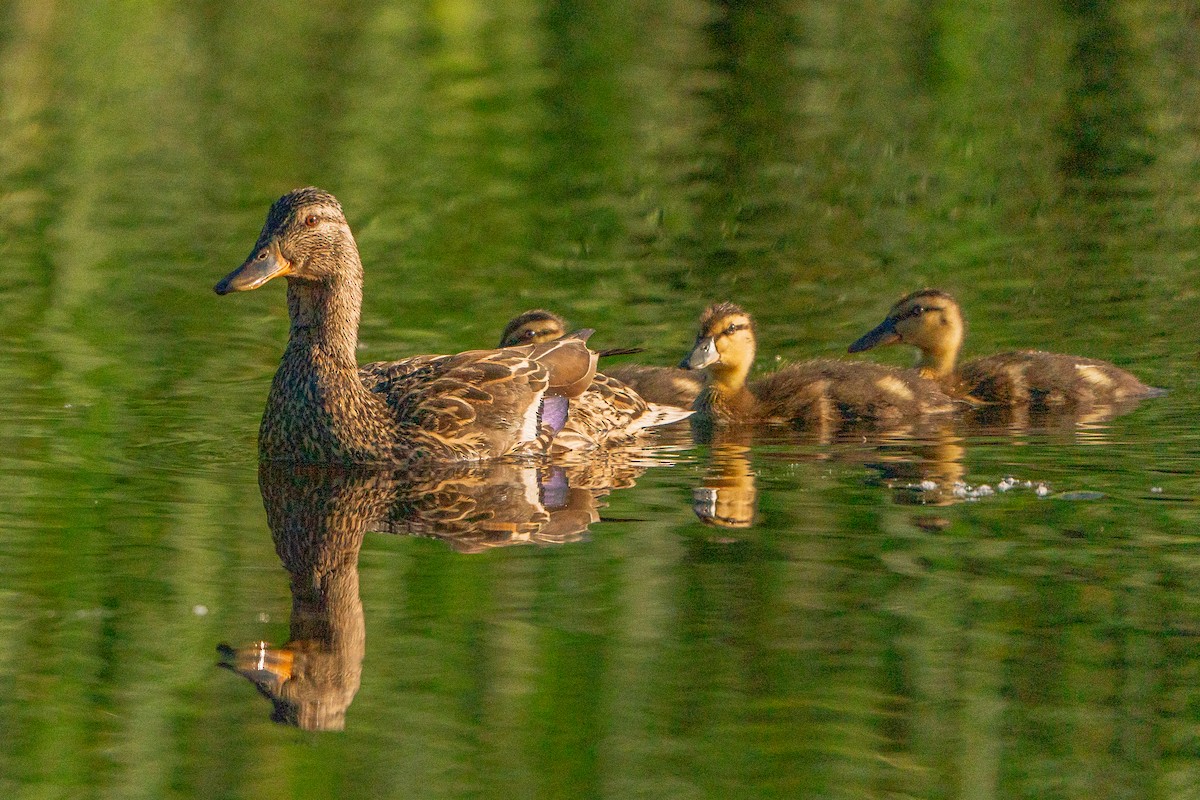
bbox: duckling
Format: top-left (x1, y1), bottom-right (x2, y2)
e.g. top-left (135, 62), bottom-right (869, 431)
top-left (848, 289), bottom-right (1163, 407)
top-left (500, 309), bottom-right (703, 408)
top-left (498, 309), bottom-right (692, 449)
top-left (214, 188), bottom-right (598, 465)
top-left (684, 302), bottom-right (957, 427)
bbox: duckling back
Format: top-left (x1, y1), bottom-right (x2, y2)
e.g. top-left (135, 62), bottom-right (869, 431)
top-left (751, 359), bottom-right (958, 425)
top-left (604, 363), bottom-right (703, 408)
top-left (960, 350), bottom-right (1163, 407)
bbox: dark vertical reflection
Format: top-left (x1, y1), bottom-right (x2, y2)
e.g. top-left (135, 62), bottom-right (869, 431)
top-left (906, 0), bottom-right (947, 94)
top-left (1058, 0), bottom-right (1153, 189)
top-left (1046, 0), bottom-right (1156, 312)
top-left (685, 0), bottom-right (805, 293)
top-left (531, 0), bottom-right (636, 260)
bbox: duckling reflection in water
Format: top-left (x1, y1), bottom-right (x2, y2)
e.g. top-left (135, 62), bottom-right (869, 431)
top-left (501, 309), bottom-right (703, 409)
top-left (692, 441), bottom-right (758, 529)
top-left (218, 460), bottom-right (627, 730)
top-left (684, 303), bottom-right (958, 437)
top-left (214, 189), bottom-right (603, 465)
top-left (849, 289), bottom-right (1164, 411)
top-left (862, 421), bottom-right (968, 506)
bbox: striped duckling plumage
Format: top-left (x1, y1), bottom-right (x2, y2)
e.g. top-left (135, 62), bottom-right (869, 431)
top-left (215, 189), bottom-right (597, 465)
top-left (848, 289), bottom-right (1163, 408)
top-left (684, 302), bottom-right (958, 427)
top-left (498, 310), bottom-right (691, 449)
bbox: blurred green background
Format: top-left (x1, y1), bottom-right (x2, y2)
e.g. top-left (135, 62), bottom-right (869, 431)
top-left (0, 1), bottom-right (1198, 798)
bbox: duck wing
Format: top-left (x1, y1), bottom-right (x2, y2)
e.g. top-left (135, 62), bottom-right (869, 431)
top-left (551, 373), bottom-right (693, 451)
top-left (358, 335), bottom-right (597, 459)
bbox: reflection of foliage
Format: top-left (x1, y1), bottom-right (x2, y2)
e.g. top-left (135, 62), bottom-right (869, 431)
top-left (0, 0), bottom-right (1197, 796)
top-left (1058, 0), bottom-right (1154, 184)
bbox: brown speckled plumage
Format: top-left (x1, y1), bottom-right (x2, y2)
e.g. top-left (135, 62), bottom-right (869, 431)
top-left (498, 309), bottom-right (692, 448)
top-left (215, 189), bottom-right (597, 465)
top-left (685, 302), bottom-right (957, 427)
top-left (849, 289), bottom-right (1163, 407)
top-left (502, 309), bottom-right (703, 409)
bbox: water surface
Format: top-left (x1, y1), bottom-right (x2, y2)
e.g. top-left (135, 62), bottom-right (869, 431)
top-left (1, 1), bottom-right (1198, 798)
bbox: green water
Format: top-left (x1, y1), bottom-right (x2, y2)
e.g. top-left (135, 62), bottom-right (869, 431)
top-left (2, 1), bottom-right (1199, 797)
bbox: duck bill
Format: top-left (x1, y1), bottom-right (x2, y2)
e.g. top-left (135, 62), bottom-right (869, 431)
top-left (684, 337), bottom-right (719, 369)
top-left (848, 318), bottom-right (900, 353)
top-left (216, 641), bottom-right (295, 686)
top-left (214, 241), bottom-right (292, 295)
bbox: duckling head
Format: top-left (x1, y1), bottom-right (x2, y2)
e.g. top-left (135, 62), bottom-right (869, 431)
top-left (215, 187), bottom-right (359, 296)
top-left (683, 302), bottom-right (756, 387)
top-left (848, 289), bottom-right (964, 379)
top-left (499, 310), bottom-right (568, 347)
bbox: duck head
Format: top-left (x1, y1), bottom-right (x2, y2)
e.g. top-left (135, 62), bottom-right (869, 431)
top-left (683, 302), bottom-right (756, 386)
top-left (848, 289), bottom-right (964, 379)
top-left (499, 310), bottom-right (568, 347)
top-left (215, 188), bottom-right (358, 295)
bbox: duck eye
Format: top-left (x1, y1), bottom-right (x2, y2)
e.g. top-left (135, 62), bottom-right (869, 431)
top-left (304, 214), bottom-right (319, 228)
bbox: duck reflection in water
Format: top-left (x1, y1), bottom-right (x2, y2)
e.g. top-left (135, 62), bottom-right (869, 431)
top-left (218, 457), bottom-right (641, 730)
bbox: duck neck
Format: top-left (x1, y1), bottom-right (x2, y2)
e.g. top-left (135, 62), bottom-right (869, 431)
top-left (286, 275), bottom-right (362, 369)
top-left (699, 354), bottom-right (758, 421)
top-left (261, 254), bottom-right (395, 463)
top-left (917, 331), bottom-right (962, 382)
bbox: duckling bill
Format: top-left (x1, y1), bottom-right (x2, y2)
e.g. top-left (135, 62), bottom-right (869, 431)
top-left (215, 188), bottom-right (598, 465)
top-left (849, 289), bottom-right (1163, 407)
top-left (684, 302), bottom-right (957, 427)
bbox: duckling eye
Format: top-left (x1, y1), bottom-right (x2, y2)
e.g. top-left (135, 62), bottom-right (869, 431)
top-left (304, 214), bottom-right (319, 228)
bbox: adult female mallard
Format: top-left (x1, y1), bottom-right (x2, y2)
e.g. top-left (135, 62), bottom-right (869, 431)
top-left (500, 309), bottom-right (703, 409)
top-left (848, 289), bottom-right (1163, 407)
top-left (214, 188), bottom-right (597, 465)
top-left (684, 302), bottom-right (958, 427)
top-left (498, 309), bottom-right (691, 449)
